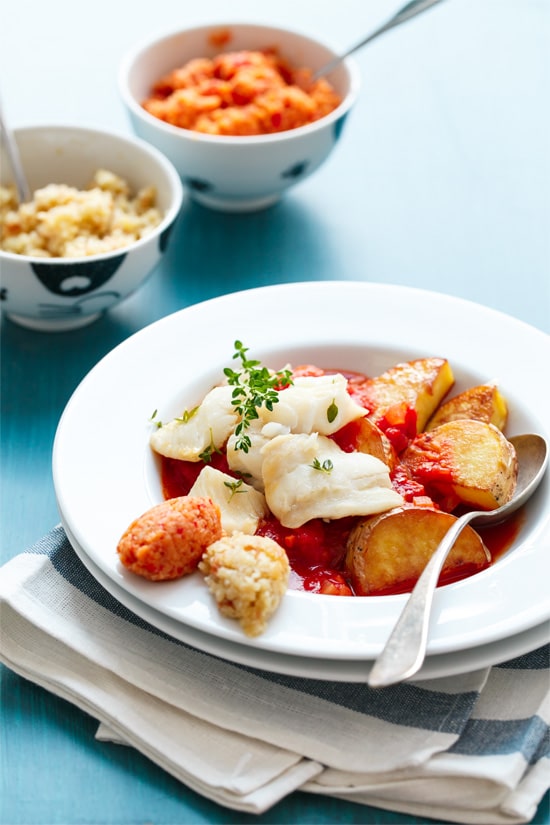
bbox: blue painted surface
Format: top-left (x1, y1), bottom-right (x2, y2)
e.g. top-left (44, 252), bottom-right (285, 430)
top-left (1, 1), bottom-right (549, 822)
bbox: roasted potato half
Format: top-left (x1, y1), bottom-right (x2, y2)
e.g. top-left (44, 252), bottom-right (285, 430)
top-left (426, 383), bottom-right (508, 431)
top-left (345, 505), bottom-right (490, 595)
top-left (348, 358), bottom-right (455, 454)
top-left (351, 417), bottom-right (397, 469)
top-left (402, 419), bottom-right (518, 511)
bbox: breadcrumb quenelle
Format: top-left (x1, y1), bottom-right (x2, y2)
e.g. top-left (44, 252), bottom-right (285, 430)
top-left (199, 533), bottom-right (290, 636)
top-left (117, 496), bottom-right (222, 581)
top-left (0, 169), bottom-right (163, 258)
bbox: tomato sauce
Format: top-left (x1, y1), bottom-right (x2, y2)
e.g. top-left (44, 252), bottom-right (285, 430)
top-left (477, 510), bottom-right (524, 559)
top-left (161, 451), bottom-right (232, 499)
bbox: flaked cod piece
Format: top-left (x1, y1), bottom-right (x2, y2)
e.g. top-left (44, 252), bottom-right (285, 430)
top-left (262, 432), bottom-right (403, 528)
top-left (189, 465), bottom-right (267, 535)
top-left (150, 385), bottom-right (238, 461)
top-left (257, 373), bottom-right (367, 434)
top-left (226, 373), bottom-right (368, 488)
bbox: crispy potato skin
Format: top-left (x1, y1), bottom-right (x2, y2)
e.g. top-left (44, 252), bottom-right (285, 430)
top-left (402, 420), bottom-right (518, 511)
top-left (353, 357), bottom-right (455, 433)
top-left (117, 496), bottom-right (222, 581)
top-left (353, 417), bottom-right (397, 469)
top-left (345, 505), bottom-right (490, 595)
top-left (426, 384), bottom-right (508, 431)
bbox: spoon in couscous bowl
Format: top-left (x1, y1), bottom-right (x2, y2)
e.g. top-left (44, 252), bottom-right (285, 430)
top-left (0, 97), bottom-right (30, 203)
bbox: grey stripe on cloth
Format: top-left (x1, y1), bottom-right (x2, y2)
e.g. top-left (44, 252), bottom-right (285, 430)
top-left (24, 525), bottom-right (550, 756)
top-left (27, 526), bottom-right (481, 722)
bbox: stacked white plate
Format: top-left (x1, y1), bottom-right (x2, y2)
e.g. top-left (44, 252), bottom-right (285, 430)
top-left (53, 282), bottom-right (550, 682)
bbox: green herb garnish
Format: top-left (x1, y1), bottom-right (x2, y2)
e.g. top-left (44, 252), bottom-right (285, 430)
top-left (310, 457), bottom-right (334, 473)
top-left (224, 340), bottom-right (293, 453)
top-left (224, 478), bottom-right (246, 501)
top-left (327, 399), bottom-right (338, 424)
top-left (149, 409), bottom-right (162, 428)
top-left (175, 406), bottom-right (199, 424)
top-left (199, 429), bottom-right (222, 463)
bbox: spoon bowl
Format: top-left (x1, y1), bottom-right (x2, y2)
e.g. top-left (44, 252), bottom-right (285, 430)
top-left (368, 433), bottom-right (548, 688)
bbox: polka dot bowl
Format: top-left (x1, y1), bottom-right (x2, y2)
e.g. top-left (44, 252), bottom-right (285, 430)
top-left (0, 124), bottom-right (183, 331)
top-left (118, 22), bottom-right (360, 212)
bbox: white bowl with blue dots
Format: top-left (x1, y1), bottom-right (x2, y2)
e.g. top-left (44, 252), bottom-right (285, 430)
top-left (119, 23), bottom-right (360, 213)
top-left (0, 125), bottom-right (183, 331)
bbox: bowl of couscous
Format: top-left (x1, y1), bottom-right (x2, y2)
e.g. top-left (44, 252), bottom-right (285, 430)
top-left (119, 23), bottom-right (360, 212)
top-left (0, 125), bottom-right (183, 331)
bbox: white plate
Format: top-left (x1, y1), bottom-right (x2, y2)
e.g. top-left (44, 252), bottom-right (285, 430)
top-left (53, 281), bottom-right (550, 662)
top-left (62, 518), bottom-right (550, 682)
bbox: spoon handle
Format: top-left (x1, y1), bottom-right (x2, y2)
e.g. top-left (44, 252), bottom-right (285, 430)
top-left (0, 95), bottom-right (31, 203)
top-left (368, 509), bottom-right (477, 688)
top-left (312, 0), bottom-right (446, 79)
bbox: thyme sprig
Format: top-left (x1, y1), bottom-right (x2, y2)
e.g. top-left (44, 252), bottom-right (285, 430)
top-left (310, 457), bottom-right (334, 473)
top-left (327, 399), bottom-right (339, 424)
top-left (224, 340), bottom-right (293, 453)
top-left (149, 409), bottom-right (162, 429)
top-left (199, 429), bottom-right (222, 463)
top-left (224, 478), bottom-right (246, 501)
top-left (175, 406), bottom-right (199, 424)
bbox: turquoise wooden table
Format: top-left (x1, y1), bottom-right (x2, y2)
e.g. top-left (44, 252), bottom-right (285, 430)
top-left (1, 1), bottom-right (549, 823)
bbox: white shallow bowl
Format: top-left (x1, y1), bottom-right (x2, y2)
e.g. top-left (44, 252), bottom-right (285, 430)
top-left (53, 282), bottom-right (550, 678)
top-left (119, 22), bottom-right (360, 212)
top-left (0, 125), bottom-right (183, 332)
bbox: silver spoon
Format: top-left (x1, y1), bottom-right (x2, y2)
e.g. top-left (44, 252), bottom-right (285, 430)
top-left (312, 0), bottom-right (447, 80)
top-left (0, 95), bottom-right (31, 203)
top-left (368, 432), bottom-right (549, 689)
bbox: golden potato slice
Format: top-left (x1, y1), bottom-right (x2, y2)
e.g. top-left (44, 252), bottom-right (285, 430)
top-left (345, 505), bottom-right (490, 595)
top-left (350, 358), bottom-right (454, 444)
top-left (402, 419), bottom-right (518, 511)
top-left (350, 417), bottom-right (397, 470)
top-left (426, 384), bottom-right (508, 431)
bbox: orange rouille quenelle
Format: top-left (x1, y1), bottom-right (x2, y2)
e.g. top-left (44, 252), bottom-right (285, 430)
top-left (142, 48), bottom-right (341, 136)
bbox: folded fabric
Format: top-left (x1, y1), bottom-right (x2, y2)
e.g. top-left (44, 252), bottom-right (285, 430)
top-left (0, 526), bottom-right (548, 823)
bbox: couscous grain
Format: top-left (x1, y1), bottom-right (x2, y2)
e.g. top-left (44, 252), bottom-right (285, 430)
top-left (199, 533), bottom-right (290, 636)
top-left (0, 169), bottom-right (163, 258)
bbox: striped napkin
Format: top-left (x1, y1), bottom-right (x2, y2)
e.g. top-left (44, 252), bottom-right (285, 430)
top-left (1, 525), bottom-right (548, 823)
